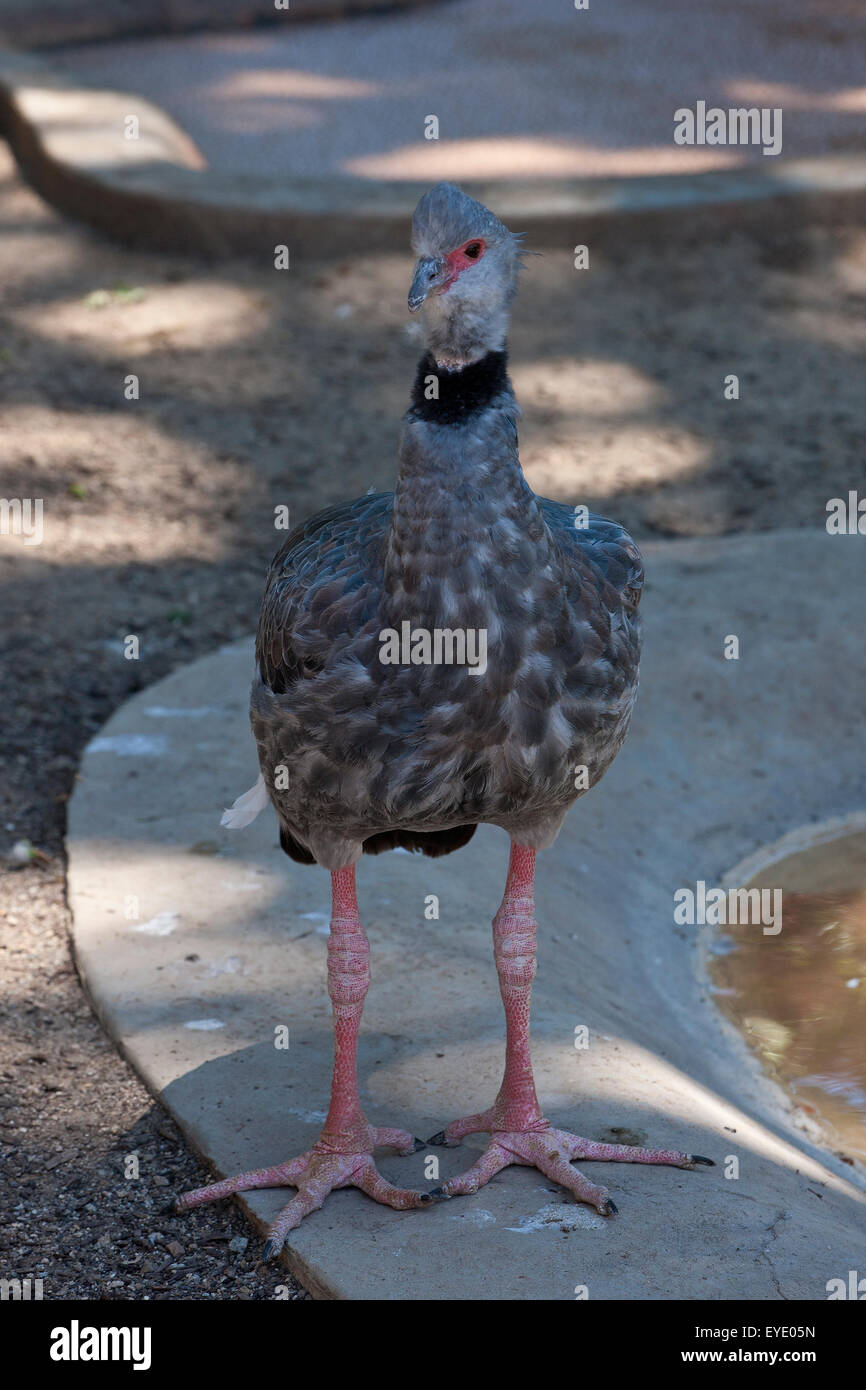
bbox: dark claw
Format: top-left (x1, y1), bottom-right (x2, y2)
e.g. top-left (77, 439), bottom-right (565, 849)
top-left (427, 1130), bottom-right (447, 1146)
top-left (428, 1186), bottom-right (451, 1201)
top-left (413, 1137), bottom-right (427, 1152)
top-left (602, 1199), bottom-right (618, 1216)
top-left (262, 1238), bottom-right (281, 1262)
top-left (691, 1155), bottom-right (715, 1166)
top-left (418, 1193), bottom-right (434, 1205)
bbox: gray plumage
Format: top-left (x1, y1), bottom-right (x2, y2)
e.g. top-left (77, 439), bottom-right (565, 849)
top-left (240, 183), bottom-right (643, 871)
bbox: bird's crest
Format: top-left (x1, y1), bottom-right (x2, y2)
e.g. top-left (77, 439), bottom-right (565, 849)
top-left (411, 182), bottom-right (521, 259)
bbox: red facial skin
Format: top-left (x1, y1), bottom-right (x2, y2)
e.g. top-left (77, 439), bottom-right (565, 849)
top-left (439, 237), bottom-right (486, 293)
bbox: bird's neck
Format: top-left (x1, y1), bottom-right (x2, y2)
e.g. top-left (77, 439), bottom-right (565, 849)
top-left (421, 293), bottom-right (511, 368)
top-left (383, 351), bottom-right (548, 615)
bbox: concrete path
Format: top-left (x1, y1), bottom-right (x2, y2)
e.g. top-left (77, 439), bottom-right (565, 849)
top-left (54, 0), bottom-right (866, 180)
top-left (67, 530), bottom-right (866, 1300)
top-left (3, 42), bottom-right (865, 261)
top-left (0, 0), bottom-right (432, 49)
top-left (3, 2), bottom-right (865, 257)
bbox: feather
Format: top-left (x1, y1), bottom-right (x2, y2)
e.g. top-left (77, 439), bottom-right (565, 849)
top-left (243, 188), bottom-right (642, 871)
top-left (221, 773), bottom-right (268, 829)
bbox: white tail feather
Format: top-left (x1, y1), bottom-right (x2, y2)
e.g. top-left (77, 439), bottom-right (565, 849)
top-left (221, 773), bottom-right (268, 829)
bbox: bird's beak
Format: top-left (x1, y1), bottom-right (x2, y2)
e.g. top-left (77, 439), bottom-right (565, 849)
top-left (408, 257), bottom-right (448, 313)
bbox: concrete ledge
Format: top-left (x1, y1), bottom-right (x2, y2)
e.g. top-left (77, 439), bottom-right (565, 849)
top-left (67, 531), bottom-right (866, 1300)
top-left (0, 0), bottom-right (439, 49)
top-left (3, 46), bottom-right (866, 257)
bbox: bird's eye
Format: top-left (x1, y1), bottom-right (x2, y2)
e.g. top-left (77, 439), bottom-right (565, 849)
top-left (464, 242), bottom-right (482, 259)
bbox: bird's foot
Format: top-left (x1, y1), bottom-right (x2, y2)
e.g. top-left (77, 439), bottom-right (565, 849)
top-left (428, 1114), bottom-right (713, 1216)
top-left (176, 1127), bottom-right (430, 1258)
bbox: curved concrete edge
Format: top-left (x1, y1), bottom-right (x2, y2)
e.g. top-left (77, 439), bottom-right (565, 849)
top-left (3, 47), bottom-right (866, 257)
top-left (720, 811), bottom-right (866, 892)
top-left (0, 48), bottom-right (207, 206)
top-left (66, 531), bottom-right (866, 1300)
top-left (0, 0), bottom-right (440, 50)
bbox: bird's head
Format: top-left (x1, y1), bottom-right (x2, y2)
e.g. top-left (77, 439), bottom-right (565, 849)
top-left (407, 182), bottom-right (525, 369)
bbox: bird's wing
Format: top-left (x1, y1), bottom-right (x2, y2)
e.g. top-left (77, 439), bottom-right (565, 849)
top-left (256, 491), bottom-right (393, 695)
top-left (539, 497), bottom-right (644, 613)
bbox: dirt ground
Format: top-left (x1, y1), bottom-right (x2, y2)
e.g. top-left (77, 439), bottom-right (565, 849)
top-left (1, 135), bottom-right (865, 1299)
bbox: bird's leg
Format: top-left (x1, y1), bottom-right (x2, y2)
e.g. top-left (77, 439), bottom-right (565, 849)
top-left (430, 843), bottom-right (713, 1215)
top-left (319, 866), bottom-right (379, 1151)
top-left (176, 866), bottom-right (430, 1256)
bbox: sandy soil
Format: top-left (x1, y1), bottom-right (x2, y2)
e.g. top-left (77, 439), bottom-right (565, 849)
top-left (1, 136), bottom-right (865, 1298)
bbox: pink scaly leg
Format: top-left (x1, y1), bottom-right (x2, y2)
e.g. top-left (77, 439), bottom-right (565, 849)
top-left (176, 866), bottom-right (431, 1257)
top-left (429, 843), bottom-right (713, 1214)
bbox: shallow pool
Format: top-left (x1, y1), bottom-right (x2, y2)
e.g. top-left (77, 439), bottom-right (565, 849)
top-left (709, 831), bottom-right (866, 1162)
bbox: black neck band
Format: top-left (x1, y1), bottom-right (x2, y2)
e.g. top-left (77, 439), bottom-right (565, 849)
top-left (409, 350), bottom-right (509, 425)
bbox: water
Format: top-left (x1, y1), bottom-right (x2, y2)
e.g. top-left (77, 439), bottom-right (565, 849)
top-left (709, 831), bottom-right (866, 1162)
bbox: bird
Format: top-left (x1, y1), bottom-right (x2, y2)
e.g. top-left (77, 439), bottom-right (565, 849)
top-left (176, 182), bottom-right (712, 1258)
